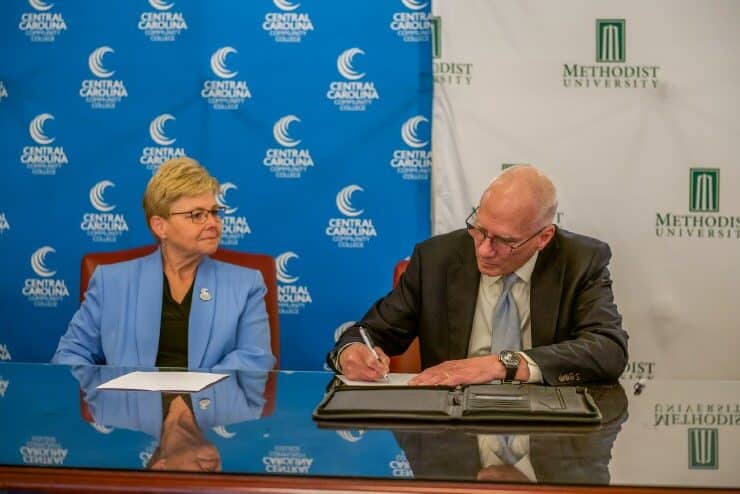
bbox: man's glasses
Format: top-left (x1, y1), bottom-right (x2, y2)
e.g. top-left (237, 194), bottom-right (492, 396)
top-left (169, 207), bottom-right (226, 224)
top-left (465, 207), bottom-right (547, 256)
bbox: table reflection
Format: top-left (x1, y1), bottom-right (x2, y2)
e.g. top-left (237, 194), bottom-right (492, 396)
top-left (72, 366), bottom-right (269, 472)
top-left (391, 383), bottom-right (628, 485)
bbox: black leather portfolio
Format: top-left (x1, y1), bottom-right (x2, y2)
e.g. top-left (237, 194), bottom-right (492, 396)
top-left (313, 381), bottom-right (602, 424)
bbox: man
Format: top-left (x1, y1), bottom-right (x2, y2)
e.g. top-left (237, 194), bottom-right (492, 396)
top-left (328, 165), bottom-right (628, 385)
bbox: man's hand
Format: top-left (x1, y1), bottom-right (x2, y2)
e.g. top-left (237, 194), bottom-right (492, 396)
top-left (337, 343), bottom-right (390, 381)
top-left (408, 355), bottom-right (530, 386)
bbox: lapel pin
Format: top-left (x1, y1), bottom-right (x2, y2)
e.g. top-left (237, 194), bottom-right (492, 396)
top-left (199, 288), bottom-right (212, 301)
top-left (199, 398), bottom-right (211, 410)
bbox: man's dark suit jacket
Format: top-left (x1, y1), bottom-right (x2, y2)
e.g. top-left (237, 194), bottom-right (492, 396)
top-left (329, 227), bottom-right (628, 384)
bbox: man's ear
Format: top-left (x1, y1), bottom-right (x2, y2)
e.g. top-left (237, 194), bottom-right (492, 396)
top-left (536, 224), bottom-right (556, 250)
top-left (150, 215), bottom-right (167, 241)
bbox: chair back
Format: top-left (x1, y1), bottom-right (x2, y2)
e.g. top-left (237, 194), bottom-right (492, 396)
top-left (79, 245), bottom-right (280, 368)
top-left (388, 259), bottom-right (421, 373)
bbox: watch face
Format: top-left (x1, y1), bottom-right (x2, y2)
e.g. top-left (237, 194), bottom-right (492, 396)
top-left (500, 351), bottom-right (519, 367)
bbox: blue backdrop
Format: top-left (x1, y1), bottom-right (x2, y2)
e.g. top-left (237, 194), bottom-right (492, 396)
top-left (0, 0), bottom-right (433, 369)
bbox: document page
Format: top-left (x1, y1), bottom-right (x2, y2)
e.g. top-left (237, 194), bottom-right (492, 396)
top-left (97, 371), bottom-right (229, 392)
top-left (337, 372), bottom-right (417, 386)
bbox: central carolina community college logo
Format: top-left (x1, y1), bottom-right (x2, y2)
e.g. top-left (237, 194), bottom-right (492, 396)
top-left (390, 115), bottom-right (431, 181)
top-left (20, 113), bottom-right (69, 175)
top-left (23, 246), bottom-right (69, 308)
top-left (215, 182), bottom-right (251, 245)
top-left (81, 180), bottom-right (129, 243)
top-left (656, 167), bottom-right (738, 240)
top-left (18, 0), bottom-right (67, 42)
top-left (325, 185), bottom-right (377, 248)
top-left (140, 114), bottom-right (186, 172)
top-left (263, 445), bottom-right (314, 474)
top-left (0, 80), bottom-right (8, 101)
top-left (689, 428), bottom-right (718, 469)
top-left (21, 436), bottom-right (68, 465)
top-left (390, 0), bottom-right (431, 43)
top-left (263, 0), bottom-right (314, 43)
top-left (263, 115), bottom-right (314, 179)
top-left (0, 344), bottom-right (11, 361)
top-left (389, 453), bottom-right (413, 478)
top-left (276, 252), bottom-right (312, 315)
top-left (138, 0), bottom-right (187, 42)
top-left (326, 48), bottom-right (379, 112)
top-left (80, 46), bottom-right (128, 109)
top-left (201, 47), bottom-right (251, 110)
top-left (563, 18), bottom-right (660, 89)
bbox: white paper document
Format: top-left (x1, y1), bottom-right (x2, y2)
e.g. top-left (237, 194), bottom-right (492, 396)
top-left (337, 372), bottom-right (418, 386)
top-left (97, 371), bottom-right (229, 392)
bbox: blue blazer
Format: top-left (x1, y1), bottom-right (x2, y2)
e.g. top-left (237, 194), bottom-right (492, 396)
top-left (52, 249), bottom-right (275, 371)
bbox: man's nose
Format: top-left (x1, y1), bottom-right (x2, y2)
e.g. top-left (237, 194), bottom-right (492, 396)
top-left (477, 237), bottom-right (498, 257)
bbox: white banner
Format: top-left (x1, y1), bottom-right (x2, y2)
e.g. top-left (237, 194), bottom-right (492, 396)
top-left (431, 0), bottom-right (740, 378)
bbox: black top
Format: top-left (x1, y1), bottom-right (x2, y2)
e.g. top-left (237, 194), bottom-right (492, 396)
top-left (155, 274), bottom-right (194, 368)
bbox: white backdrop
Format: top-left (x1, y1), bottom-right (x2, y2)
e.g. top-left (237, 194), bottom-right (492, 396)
top-left (431, 0), bottom-right (740, 379)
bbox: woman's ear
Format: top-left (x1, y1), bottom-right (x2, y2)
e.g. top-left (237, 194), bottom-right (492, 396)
top-left (150, 215), bottom-right (167, 241)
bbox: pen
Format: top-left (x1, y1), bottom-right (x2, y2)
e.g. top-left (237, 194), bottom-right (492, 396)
top-left (358, 327), bottom-right (389, 382)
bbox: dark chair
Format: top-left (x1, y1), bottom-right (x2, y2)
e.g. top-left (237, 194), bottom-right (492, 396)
top-left (79, 245), bottom-right (280, 368)
top-left (388, 259), bottom-right (421, 373)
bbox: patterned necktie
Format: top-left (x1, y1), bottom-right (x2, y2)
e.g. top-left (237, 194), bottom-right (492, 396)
top-left (491, 272), bottom-right (521, 353)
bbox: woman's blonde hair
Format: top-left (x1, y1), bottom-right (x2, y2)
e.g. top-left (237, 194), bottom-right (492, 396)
top-left (142, 157), bottom-right (219, 229)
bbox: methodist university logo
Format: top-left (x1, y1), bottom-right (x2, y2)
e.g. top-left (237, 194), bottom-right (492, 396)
top-left (596, 19), bottom-right (625, 63)
top-left (563, 18), bottom-right (659, 89)
top-left (688, 428), bottom-right (718, 469)
top-left (689, 168), bottom-right (719, 212)
top-left (655, 167), bottom-right (737, 239)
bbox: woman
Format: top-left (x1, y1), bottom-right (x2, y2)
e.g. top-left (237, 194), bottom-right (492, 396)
top-left (52, 157), bottom-right (275, 371)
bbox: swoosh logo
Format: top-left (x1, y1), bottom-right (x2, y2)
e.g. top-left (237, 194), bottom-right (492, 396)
top-left (273, 115), bottom-right (301, 148)
top-left (89, 180), bottom-right (116, 212)
top-left (401, 0), bottom-right (428, 10)
top-left (210, 47), bottom-right (238, 79)
top-left (31, 246), bottom-right (56, 277)
top-left (401, 115), bottom-right (429, 148)
top-left (29, 0), bottom-right (54, 12)
top-left (336, 185), bottom-right (364, 217)
top-left (29, 113), bottom-right (55, 145)
top-left (337, 48), bottom-right (365, 81)
top-left (88, 46), bottom-right (115, 78)
top-left (273, 0), bottom-right (300, 11)
top-left (275, 252), bottom-right (299, 284)
top-left (148, 0), bottom-right (174, 10)
top-left (149, 114), bottom-right (176, 146)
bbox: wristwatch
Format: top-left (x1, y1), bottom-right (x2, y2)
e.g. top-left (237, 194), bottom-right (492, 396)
top-left (498, 350), bottom-right (520, 382)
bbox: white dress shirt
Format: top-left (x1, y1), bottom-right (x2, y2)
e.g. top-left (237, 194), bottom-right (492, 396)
top-left (477, 434), bottom-right (537, 482)
top-left (467, 251), bottom-right (543, 383)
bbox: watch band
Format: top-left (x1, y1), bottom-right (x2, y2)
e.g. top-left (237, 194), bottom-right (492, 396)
top-left (500, 350), bottom-right (520, 382)
top-left (503, 363), bottom-right (518, 382)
